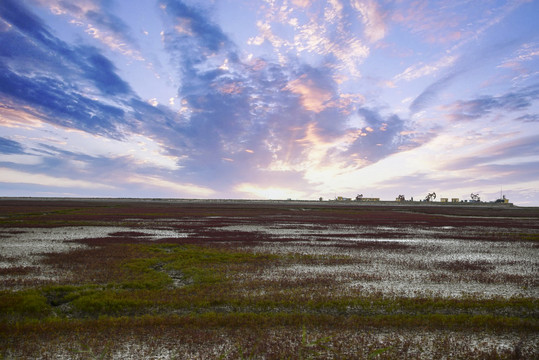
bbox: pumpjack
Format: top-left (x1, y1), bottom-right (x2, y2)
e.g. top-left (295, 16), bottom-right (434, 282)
top-left (424, 192), bottom-right (436, 202)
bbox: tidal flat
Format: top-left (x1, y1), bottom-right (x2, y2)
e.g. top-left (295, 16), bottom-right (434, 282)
top-left (0, 198), bottom-right (537, 359)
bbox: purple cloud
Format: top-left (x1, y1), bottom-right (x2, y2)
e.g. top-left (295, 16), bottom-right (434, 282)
top-left (0, 64), bottom-right (127, 138)
top-left (443, 135), bottom-right (539, 170)
top-left (343, 107), bottom-right (411, 163)
top-left (0, 137), bottom-right (24, 154)
top-left (445, 84), bottom-right (539, 121)
top-left (515, 114), bottom-right (539, 123)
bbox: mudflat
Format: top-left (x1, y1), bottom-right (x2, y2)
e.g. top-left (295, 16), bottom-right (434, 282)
top-left (1, 198), bottom-right (538, 359)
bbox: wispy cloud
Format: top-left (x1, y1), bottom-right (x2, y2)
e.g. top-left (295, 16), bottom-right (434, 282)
top-left (0, 167), bottom-right (115, 189)
top-left (408, 39), bottom-right (534, 115)
top-left (515, 114), bottom-right (539, 123)
top-left (285, 70), bottom-right (335, 113)
top-left (394, 55), bottom-right (457, 82)
top-left (0, 137), bottom-right (24, 154)
top-left (351, 0), bottom-right (387, 43)
top-left (0, 63), bottom-right (128, 137)
top-left (0, 0), bottom-right (135, 140)
top-left (249, 0), bottom-right (379, 77)
top-left (443, 135), bottom-right (539, 170)
top-left (127, 174), bottom-right (215, 197)
top-left (32, 0), bottom-right (144, 59)
top-left (390, 0), bottom-right (466, 45)
top-left (443, 84), bottom-right (539, 122)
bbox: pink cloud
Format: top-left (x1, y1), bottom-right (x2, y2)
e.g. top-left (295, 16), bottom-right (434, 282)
top-left (352, 0), bottom-right (387, 43)
top-left (285, 75), bottom-right (333, 113)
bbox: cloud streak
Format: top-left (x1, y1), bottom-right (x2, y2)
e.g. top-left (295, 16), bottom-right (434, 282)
top-left (442, 84), bottom-right (539, 122)
top-left (0, 137), bottom-right (24, 154)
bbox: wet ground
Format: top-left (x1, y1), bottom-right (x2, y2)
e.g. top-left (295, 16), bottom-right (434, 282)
top-left (0, 199), bottom-right (537, 358)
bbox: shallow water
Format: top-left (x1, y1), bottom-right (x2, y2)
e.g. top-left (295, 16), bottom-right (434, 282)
top-left (0, 226), bottom-right (188, 285)
top-left (219, 221), bottom-right (538, 299)
top-left (1, 219), bottom-right (537, 298)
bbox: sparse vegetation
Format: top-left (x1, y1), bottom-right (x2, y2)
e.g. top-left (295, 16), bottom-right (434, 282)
top-left (0, 199), bottom-right (537, 358)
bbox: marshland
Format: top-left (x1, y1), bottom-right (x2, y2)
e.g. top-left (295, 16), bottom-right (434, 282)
top-left (0, 198), bottom-right (537, 359)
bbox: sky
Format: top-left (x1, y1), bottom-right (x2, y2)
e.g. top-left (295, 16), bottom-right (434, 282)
top-left (0, 0), bottom-right (538, 205)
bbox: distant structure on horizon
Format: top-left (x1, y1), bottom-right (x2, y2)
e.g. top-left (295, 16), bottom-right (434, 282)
top-left (328, 191), bottom-right (510, 205)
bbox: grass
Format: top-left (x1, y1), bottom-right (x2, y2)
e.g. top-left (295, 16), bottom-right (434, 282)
top-left (519, 232), bottom-right (539, 242)
top-left (1, 314), bottom-right (535, 359)
top-left (0, 289), bottom-right (50, 319)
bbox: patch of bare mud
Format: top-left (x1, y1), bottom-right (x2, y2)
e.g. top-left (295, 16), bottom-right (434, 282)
top-left (0, 226), bottom-right (188, 287)
top-left (221, 222), bottom-right (538, 299)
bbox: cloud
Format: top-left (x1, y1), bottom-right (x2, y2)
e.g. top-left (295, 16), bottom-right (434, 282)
top-left (401, 1), bottom-right (535, 114)
top-left (157, 1), bottom-right (292, 180)
top-left (499, 42), bottom-right (539, 71)
top-left (152, 1), bottom-right (422, 193)
top-left (0, 0), bottom-right (132, 95)
top-left (409, 71), bottom-right (461, 114)
top-left (0, 167), bottom-right (115, 189)
top-left (78, 46), bottom-right (132, 95)
top-left (30, 0), bottom-right (143, 59)
top-left (0, 137), bottom-right (24, 154)
top-left (443, 135), bottom-right (539, 170)
top-left (388, 0), bottom-right (526, 47)
top-left (249, 0), bottom-right (373, 77)
top-left (377, 165), bottom-right (539, 204)
top-left (443, 84), bottom-right (539, 121)
top-left (2, 0), bottom-right (289, 193)
top-left (368, 131), bottom-right (539, 204)
top-left (0, 0), bottom-right (136, 139)
top-left (0, 64), bottom-right (127, 137)
top-left (290, 0), bottom-right (310, 8)
top-left (127, 175), bottom-right (215, 197)
top-left (351, 0), bottom-right (387, 43)
top-left (394, 55), bottom-right (457, 82)
top-left (0, 0), bottom-right (57, 48)
top-left (285, 73), bottom-right (333, 113)
top-left (408, 41), bottom-right (525, 114)
top-left (161, 0), bottom-right (232, 56)
top-left (515, 114), bottom-right (539, 123)
top-left (390, 0), bottom-right (466, 45)
top-left (344, 107), bottom-right (411, 162)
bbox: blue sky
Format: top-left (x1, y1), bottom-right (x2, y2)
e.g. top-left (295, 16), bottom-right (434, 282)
top-left (0, 0), bottom-right (538, 205)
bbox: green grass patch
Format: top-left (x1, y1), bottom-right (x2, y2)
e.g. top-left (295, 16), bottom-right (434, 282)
top-left (0, 244), bottom-right (277, 320)
top-left (0, 289), bottom-right (51, 319)
top-left (70, 290), bottom-right (152, 317)
top-left (2, 312), bottom-right (537, 335)
top-left (126, 243), bottom-right (275, 287)
top-left (518, 232), bottom-right (539, 242)
top-left (120, 258), bottom-right (172, 289)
